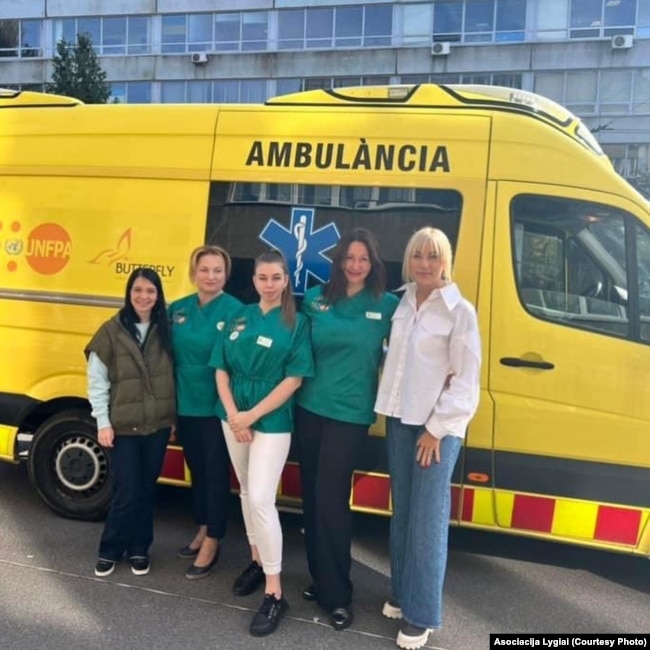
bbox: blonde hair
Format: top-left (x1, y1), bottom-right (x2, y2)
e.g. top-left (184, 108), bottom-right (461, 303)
top-left (402, 227), bottom-right (453, 283)
top-left (188, 245), bottom-right (232, 283)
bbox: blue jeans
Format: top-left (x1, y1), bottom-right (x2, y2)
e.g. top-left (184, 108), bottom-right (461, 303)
top-left (386, 417), bottom-right (462, 630)
top-left (98, 428), bottom-right (170, 560)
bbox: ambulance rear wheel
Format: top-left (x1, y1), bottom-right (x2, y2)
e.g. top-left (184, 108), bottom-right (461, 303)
top-left (27, 409), bottom-right (112, 521)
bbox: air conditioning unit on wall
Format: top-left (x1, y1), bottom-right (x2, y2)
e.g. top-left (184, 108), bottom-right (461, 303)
top-left (191, 52), bottom-right (209, 64)
top-left (431, 41), bottom-right (451, 56)
top-left (611, 34), bottom-right (633, 50)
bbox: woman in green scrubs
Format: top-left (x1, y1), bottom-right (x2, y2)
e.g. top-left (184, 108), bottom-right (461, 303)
top-left (169, 245), bottom-right (242, 579)
top-left (295, 228), bottom-right (398, 630)
top-left (211, 249), bottom-right (314, 637)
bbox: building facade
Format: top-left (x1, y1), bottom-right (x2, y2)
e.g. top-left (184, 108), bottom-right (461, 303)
top-left (0, 0), bottom-right (649, 178)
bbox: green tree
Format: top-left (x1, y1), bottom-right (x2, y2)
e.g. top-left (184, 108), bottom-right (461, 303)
top-left (49, 33), bottom-right (111, 103)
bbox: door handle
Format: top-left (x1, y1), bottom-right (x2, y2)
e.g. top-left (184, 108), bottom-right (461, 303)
top-left (500, 357), bottom-right (555, 370)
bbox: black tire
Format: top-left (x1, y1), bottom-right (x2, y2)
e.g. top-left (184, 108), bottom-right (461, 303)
top-left (27, 409), bottom-right (111, 521)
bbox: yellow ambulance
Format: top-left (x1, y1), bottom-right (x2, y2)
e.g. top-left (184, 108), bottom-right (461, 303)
top-left (1, 84), bottom-right (649, 555)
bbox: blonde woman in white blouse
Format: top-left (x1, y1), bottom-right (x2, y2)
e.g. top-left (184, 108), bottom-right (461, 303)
top-left (375, 227), bottom-right (481, 650)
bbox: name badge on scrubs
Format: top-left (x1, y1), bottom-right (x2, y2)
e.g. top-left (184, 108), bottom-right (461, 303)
top-left (365, 311), bottom-right (382, 320)
top-left (256, 335), bottom-right (273, 348)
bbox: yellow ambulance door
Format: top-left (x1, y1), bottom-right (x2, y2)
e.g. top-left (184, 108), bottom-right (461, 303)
top-left (489, 181), bottom-right (650, 551)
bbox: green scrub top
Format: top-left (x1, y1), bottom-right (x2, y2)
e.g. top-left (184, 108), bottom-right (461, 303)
top-left (296, 285), bottom-right (398, 425)
top-left (210, 304), bottom-right (314, 433)
top-left (169, 292), bottom-right (242, 417)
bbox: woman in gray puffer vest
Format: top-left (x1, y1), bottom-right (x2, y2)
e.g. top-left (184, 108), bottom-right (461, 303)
top-left (85, 267), bottom-right (175, 578)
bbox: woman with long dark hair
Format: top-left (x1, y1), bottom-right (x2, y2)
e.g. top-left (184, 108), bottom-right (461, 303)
top-left (210, 249), bottom-right (314, 637)
top-left (86, 267), bottom-right (175, 578)
top-left (295, 228), bottom-right (398, 630)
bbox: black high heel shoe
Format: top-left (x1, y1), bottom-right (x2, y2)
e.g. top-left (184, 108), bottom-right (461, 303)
top-left (185, 544), bottom-right (220, 580)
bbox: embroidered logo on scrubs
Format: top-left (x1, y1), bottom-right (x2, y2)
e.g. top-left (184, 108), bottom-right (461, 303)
top-left (365, 311), bottom-right (382, 320)
top-left (172, 309), bottom-right (187, 324)
top-left (228, 317), bottom-right (247, 340)
top-left (216, 321), bottom-right (225, 331)
top-left (312, 296), bottom-right (331, 312)
top-left (259, 208), bottom-right (340, 296)
top-left (256, 335), bottom-right (273, 348)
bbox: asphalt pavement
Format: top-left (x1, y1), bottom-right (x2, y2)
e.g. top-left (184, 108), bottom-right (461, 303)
top-left (1, 461), bottom-right (648, 650)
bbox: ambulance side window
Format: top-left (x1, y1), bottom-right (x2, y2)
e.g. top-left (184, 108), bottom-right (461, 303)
top-left (636, 223), bottom-right (650, 342)
top-left (512, 195), bottom-right (629, 338)
top-left (205, 180), bottom-right (462, 301)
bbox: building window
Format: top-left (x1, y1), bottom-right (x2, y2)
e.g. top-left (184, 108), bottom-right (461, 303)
top-left (242, 13), bottom-right (268, 51)
top-left (278, 10), bottom-right (304, 50)
top-left (465, 0), bottom-right (495, 43)
top-left (400, 72), bottom-right (522, 88)
top-left (495, 0), bottom-right (527, 42)
top-left (214, 12), bottom-right (268, 52)
top-left (102, 17), bottom-right (127, 55)
top-left (433, 1), bottom-right (463, 42)
top-left (307, 8), bottom-right (334, 48)
top-left (54, 16), bottom-right (151, 55)
top-left (403, 4), bottom-right (433, 46)
top-left (128, 17), bottom-right (149, 54)
top-left (188, 14), bottom-right (213, 52)
top-left (433, 0), bottom-right (525, 44)
top-left (161, 79), bottom-right (267, 103)
top-left (639, 2), bottom-right (650, 37)
top-left (111, 81), bottom-right (152, 103)
top-left (363, 4), bottom-right (393, 46)
top-left (161, 15), bottom-right (186, 53)
top-left (535, 69), bottom-right (648, 116)
top-left (632, 69), bottom-right (650, 113)
top-left (570, 0), bottom-right (636, 39)
top-left (0, 19), bottom-right (43, 58)
top-left (278, 5), bottom-right (391, 51)
top-left (603, 144), bottom-right (650, 178)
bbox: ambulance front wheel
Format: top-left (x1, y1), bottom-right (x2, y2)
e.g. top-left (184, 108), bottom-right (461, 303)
top-left (27, 409), bottom-right (112, 521)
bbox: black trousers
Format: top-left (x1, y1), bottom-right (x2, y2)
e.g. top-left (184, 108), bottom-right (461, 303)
top-left (99, 428), bottom-right (170, 560)
top-left (176, 415), bottom-right (231, 540)
top-left (294, 405), bottom-right (368, 610)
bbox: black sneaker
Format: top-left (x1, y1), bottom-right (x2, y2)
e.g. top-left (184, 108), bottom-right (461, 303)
top-left (249, 594), bottom-right (288, 637)
top-left (232, 560), bottom-right (264, 596)
top-left (130, 556), bottom-right (150, 576)
top-left (94, 558), bottom-right (116, 577)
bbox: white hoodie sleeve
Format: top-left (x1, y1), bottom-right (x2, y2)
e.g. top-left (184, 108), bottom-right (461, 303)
top-left (87, 351), bottom-right (112, 430)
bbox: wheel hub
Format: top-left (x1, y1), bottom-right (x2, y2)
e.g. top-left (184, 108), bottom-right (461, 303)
top-left (54, 435), bottom-right (107, 492)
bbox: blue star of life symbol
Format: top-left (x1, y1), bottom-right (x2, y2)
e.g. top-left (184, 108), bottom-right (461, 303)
top-left (259, 208), bottom-right (340, 295)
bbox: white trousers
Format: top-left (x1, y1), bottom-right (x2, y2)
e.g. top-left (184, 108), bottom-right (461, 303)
top-left (222, 421), bottom-right (291, 575)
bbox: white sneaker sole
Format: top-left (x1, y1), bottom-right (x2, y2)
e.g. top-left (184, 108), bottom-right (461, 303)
top-left (382, 601), bottom-right (403, 620)
top-left (396, 628), bottom-right (432, 650)
top-left (131, 565), bottom-right (150, 576)
top-left (94, 561), bottom-right (116, 577)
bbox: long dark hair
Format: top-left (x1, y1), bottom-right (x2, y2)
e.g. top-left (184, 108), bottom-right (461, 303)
top-left (324, 228), bottom-right (386, 304)
top-left (254, 249), bottom-right (296, 328)
top-left (120, 268), bottom-right (172, 356)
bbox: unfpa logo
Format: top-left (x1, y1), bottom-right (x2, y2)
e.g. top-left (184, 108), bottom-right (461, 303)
top-left (1, 221), bottom-right (72, 275)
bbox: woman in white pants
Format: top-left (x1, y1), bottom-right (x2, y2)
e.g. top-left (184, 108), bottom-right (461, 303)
top-left (210, 249), bottom-right (314, 637)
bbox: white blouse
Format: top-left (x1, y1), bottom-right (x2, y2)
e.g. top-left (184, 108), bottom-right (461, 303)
top-left (374, 282), bottom-right (481, 440)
